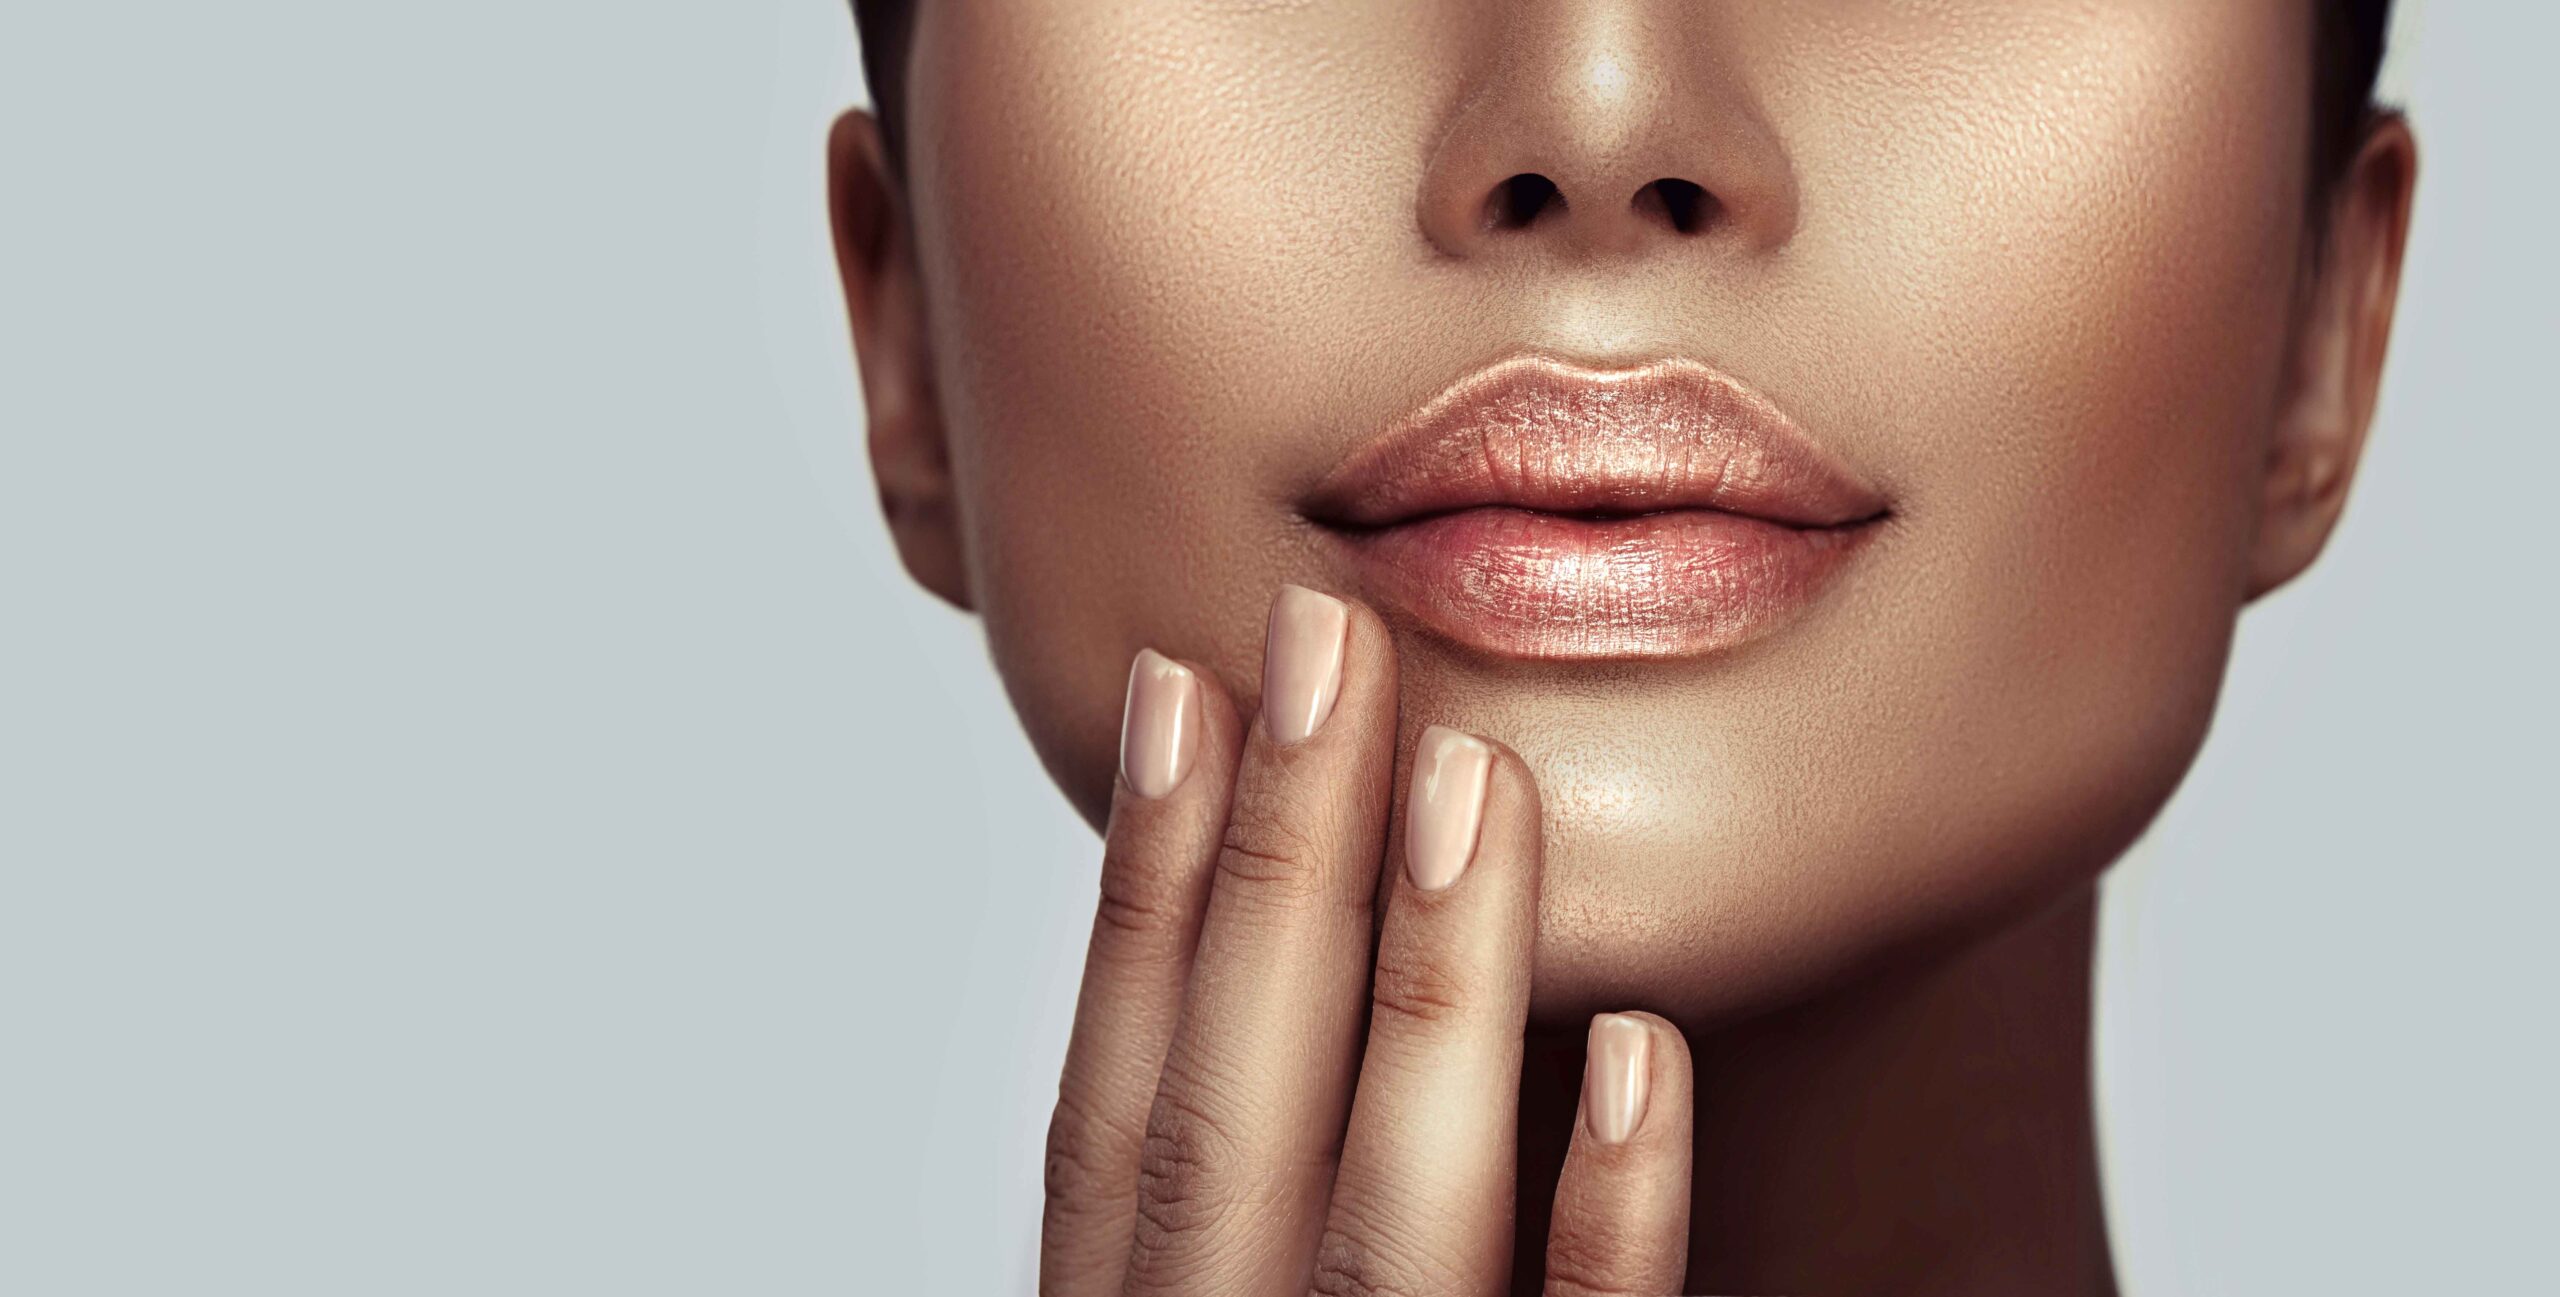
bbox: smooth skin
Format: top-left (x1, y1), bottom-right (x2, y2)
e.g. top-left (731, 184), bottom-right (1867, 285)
top-left (1050, 587), bottom-right (1694, 1295)
top-left (828, 2), bottom-right (2418, 1290)
top-left (835, 1), bottom-right (2418, 1026)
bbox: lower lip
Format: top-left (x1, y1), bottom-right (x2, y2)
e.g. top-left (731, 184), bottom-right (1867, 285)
top-left (1329, 507), bottom-right (1873, 659)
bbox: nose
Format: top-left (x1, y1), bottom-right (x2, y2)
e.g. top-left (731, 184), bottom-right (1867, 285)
top-left (1416, 2), bottom-right (1797, 259)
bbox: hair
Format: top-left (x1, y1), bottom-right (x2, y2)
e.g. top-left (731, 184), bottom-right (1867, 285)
top-left (2312, 0), bottom-right (2396, 197)
top-left (851, 0), bottom-right (918, 169)
top-left (853, 1), bottom-right (2392, 208)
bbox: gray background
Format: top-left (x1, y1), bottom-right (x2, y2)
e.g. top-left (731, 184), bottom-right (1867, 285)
top-left (2, 2), bottom-right (2549, 1292)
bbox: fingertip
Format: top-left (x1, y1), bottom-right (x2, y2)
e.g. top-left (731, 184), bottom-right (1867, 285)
top-left (1549, 1008), bottom-right (1695, 1295)
top-left (1118, 650), bottom-right (1202, 800)
top-left (1104, 650), bottom-right (1245, 853)
top-left (1337, 591), bottom-right (1402, 700)
top-left (1329, 587), bottom-right (1391, 644)
top-left (1609, 1010), bottom-right (1691, 1069)
top-left (1459, 742), bottom-right (1544, 892)
top-left (1162, 651), bottom-right (1246, 765)
top-left (1578, 1010), bottom-right (1694, 1151)
top-left (1284, 586), bottom-right (1395, 706)
top-left (1479, 739), bottom-right (1544, 823)
top-left (1583, 1013), bottom-right (1655, 1144)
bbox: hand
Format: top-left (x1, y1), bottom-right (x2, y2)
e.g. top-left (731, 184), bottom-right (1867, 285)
top-left (1040, 585), bottom-right (1696, 1296)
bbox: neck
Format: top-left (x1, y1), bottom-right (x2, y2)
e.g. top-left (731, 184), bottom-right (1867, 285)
top-left (1517, 885), bottom-right (2117, 1296)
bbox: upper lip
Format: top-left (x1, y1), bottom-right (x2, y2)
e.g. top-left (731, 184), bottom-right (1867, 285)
top-left (1303, 355), bottom-right (1887, 531)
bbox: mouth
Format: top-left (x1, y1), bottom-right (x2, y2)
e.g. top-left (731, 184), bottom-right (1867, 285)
top-left (1302, 355), bottom-right (1889, 660)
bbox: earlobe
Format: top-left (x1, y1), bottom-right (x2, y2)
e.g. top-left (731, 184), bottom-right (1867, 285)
top-left (828, 110), bottom-right (973, 611)
top-left (2248, 116), bottom-right (2418, 600)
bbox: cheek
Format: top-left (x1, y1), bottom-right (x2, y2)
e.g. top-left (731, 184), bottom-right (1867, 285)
top-left (1522, 8), bottom-right (2317, 1009)
top-left (901, 2), bottom-right (1450, 812)
top-left (1765, 7), bottom-right (2311, 931)
top-left (1781, 4), bottom-right (2307, 571)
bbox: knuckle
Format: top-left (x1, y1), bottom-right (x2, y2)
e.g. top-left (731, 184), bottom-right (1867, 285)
top-left (1539, 1226), bottom-right (1647, 1297)
top-left (1213, 788), bottom-right (1333, 911)
top-left (1093, 859), bottom-right (1184, 944)
top-left (1040, 1091), bottom-right (1135, 1221)
top-left (1092, 890), bottom-right (1165, 943)
top-left (1542, 1277), bottom-right (1648, 1297)
top-left (1309, 1221), bottom-right (1428, 1297)
top-left (1129, 1084), bottom-right (1245, 1258)
top-left (1366, 942), bottom-right (1474, 1034)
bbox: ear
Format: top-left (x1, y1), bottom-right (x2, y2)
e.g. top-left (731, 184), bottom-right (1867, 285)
top-left (828, 110), bottom-right (971, 610)
top-left (2249, 115), bottom-right (2419, 599)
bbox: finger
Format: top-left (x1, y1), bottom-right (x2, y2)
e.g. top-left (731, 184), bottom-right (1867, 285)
top-left (1039, 649), bottom-right (1244, 1297)
top-left (1123, 586), bottom-right (1400, 1296)
top-left (1542, 1013), bottom-right (1695, 1297)
top-left (1311, 728), bottom-right (1543, 1297)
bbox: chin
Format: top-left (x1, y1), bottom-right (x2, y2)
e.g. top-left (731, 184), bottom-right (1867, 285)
top-left (1377, 615), bottom-right (2232, 1031)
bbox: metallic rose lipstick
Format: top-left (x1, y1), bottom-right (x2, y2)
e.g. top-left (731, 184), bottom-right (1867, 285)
top-left (1304, 355), bottom-right (1888, 659)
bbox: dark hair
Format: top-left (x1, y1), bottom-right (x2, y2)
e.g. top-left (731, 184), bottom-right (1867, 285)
top-left (850, 0), bottom-right (918, 167)
top-left (853, 1), bottom-right (2391, 203)
top-left (2312, 0), bottom-right (2396, 197)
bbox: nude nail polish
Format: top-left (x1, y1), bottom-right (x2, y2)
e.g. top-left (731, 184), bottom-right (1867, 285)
top-left (1584, 1014), bottom-right (1653, 1145)
top-left (1119, 649), bottom-right (1200, 798)
top-left (1261, 586), bottom-right (1348, 744)
top-left (1405, 725), bottom-right (1493, 891)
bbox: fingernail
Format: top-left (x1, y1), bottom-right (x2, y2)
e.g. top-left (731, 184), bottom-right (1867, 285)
top-left (1584, 1014), bottom-right (1654, 1145)
top-left (1261, 586), bottom-right (1348, 745)
top-left (1405, 726), bottom-right (1493, 891)
top-left (1119, 649), bottom-right (1201, 798)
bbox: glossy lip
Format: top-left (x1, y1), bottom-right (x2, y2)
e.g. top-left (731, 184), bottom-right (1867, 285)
top-left (1304, 355), bottom-right (1889, 660)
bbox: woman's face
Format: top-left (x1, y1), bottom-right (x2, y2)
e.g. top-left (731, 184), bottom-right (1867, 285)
top-left (859, 1), bottom-right (2367, 1022)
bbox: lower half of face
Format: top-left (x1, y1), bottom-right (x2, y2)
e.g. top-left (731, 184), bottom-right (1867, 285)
top-left (903, 0), bottom-right (2312, 1022)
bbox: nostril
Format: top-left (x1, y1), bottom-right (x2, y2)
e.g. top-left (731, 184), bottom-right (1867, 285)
top-left (1634, 178), bottom-right (1716, 234)
top-left (1484, 173), bottom-right (1566, 231)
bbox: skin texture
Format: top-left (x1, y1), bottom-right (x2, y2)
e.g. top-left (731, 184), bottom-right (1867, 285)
top-left (829, 2), bottom-right (2416, 1289)
top-left (1038, 593), bottom-right (1701, 1296)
